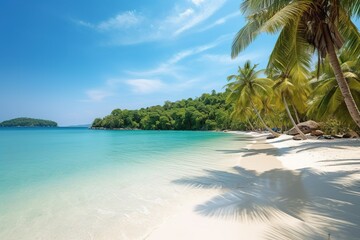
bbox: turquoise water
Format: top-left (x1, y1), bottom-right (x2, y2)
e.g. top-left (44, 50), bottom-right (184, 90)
top-left (0, 128), bottom-right (242, 239)
top-left (0, 128), bottom-right (229, 193)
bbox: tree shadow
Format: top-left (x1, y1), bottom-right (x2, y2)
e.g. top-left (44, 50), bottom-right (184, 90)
top-left (217, 145), bottom-right (287, 157)
top-left (217, 139), bottom-right (360, 158)
top-left (229, 135), bottom-right (262, 143)
top-left (294, 140), bottom-right (360, 153)
top-left (318, 158), bottom-right (359, 163)
top-left (173, 165), bottom-right (360, 239)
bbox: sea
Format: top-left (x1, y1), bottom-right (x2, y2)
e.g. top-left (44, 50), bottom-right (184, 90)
top-left (0, 128), bottom-right (243, 240)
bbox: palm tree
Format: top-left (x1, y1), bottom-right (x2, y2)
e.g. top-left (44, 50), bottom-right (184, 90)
top-left (231, 106), bottom-right (257, 131)
top-left (308, 50), bottom-right (360, 125)
top-left (231, 0), bottom-right (360, 128)
top-left (226, 61), bottom-right (280, 137)
top-left (272, 71), bottom-right (310, 139)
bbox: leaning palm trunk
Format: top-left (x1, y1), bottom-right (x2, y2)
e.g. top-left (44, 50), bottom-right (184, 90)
top-left (250, 100), bottom-right (280, 137)
top-left (247, 120), bottom-right (255, 131)
top-left (283, 96), bottom-right (307, 140)
top-left (323, 24), bottom-right (360, 128)
top-left (292, 105), bottom-right (300, 124)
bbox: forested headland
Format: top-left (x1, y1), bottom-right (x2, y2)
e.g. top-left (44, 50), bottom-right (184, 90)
top-left (0, 118), bottom-right (58, 127)
top-left (92, 90), bottom-right (245, 130)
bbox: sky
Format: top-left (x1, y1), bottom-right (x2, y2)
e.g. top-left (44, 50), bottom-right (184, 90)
top-left (0, 1), bottom-right (357, 126)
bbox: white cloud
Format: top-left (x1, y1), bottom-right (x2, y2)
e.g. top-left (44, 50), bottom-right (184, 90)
top-left (200, 11), bottom-right (240, 32)
top-left (173, 0), bottom-right (226, 36)
top-left (126, 79), bottom-right (165, 94)
top-left (199, 52), bottom-right (260, 65)
top-left (179, 8), bottom-right (195, 18)
top-left (127, 34), bottom-right (232, 77)
top-left (76, 20), bottom-right (93, 28)
top-left (75, 11), bottom-right (143, 31)
top-left (98, 11), bottom-right (143, 30)
top-left (75, 0), bottom-right (227, 45)
top-left (192, 0), bottom-right (205, 6)
top-left (85, 89), bottom-right (113, 102)
top-left (168, 43), bottom-right (216, 64)
top-left (126, 64), bottom-right (184, 79)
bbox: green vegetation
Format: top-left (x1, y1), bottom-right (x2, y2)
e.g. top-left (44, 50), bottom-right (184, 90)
top-left (226, 61), bottom-right (280, 137)
top-left (92, 91), bottom-right (245, 130)
top-left (232, 0), bottom-right (360, 129)
top-left (225, 58), bottom-right (359, 136)
top-left (0, 118), bottom-right (58, 127)
top-left (227, 0), bottom-right (360, 136)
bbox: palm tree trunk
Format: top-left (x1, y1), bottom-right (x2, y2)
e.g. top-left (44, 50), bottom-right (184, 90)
top-left (283, 96), bottom-right (307, 140)
top-left (323, 23), bottom-right (360, 128)
top-left (292, 105), bottom-right (300, 124)
top-left (247, 120), bottom-right (255, 131)
top-left (250, 100), bottom-right (280, 137)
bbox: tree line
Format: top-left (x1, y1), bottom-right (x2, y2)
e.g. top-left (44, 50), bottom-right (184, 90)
top-left (92, 91), bottom-right (246, 130)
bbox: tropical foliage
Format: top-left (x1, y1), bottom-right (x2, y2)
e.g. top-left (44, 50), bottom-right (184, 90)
top-left (226, 61), bottom-right (280, 136)
top-left (308, 49), bottom-right (360, 124)
top-left (92, 91), bottom-right (245, 130)
top-left (226, 53), bottom-right (359, 136)
top-left (232, 0), bottom-right (360, 128)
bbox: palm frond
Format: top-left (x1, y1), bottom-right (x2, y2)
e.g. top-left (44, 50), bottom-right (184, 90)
top-left (232, 20), bottom-right (262, 58)
top-left (260, 1), bottom-right (311, 34)
top-left (338, 8), bottom-right (360, 57)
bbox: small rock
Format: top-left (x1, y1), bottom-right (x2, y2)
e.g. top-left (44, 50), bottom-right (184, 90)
top-left (324, 135), bottom-right (334, 140)
top-left (311, 130), bottom-right (324, 137)
top-left (343, 130), bottom-right (359, 138)
top-left (288, 120), bottom-right (320, 135)
top-left (266, 135), bottom-right (277, 139)
top-left (293, 135), bottom-right (303, 140)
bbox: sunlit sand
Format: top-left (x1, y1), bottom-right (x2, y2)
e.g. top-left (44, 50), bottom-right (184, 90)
top-left (147, 132), bottom-right (360, 240)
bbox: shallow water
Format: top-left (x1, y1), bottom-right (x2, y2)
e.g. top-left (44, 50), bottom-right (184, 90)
top-left (0, 128), bottom-right (244, 240)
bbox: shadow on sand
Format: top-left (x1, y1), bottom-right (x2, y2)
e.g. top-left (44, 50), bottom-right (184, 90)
top-left (217, 139), bottom-right (360, 158)
top-left (173, 159), bottom-right (360, 239)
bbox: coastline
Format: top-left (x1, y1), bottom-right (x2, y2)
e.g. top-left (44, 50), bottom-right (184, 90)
top-left (146, 131), bottom-right (360, 240)
top-left (1, 129), bottom-right (359, 239)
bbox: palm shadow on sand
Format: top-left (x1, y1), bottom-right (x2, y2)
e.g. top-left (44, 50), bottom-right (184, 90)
top-left (217, 138), bottom-right (360, 158)
top-left (173, 165), bottom-right (360, 240)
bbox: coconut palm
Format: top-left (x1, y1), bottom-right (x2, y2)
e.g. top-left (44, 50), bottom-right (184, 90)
top-left (231, 106), bottom-right (258, 131)
top-left (226, 61), bottom-right (280, 137)
top-left (308, 50), bottom-right (360, 125)
top-left (231, 0), bottom-right (360, 128)
top-left (272, 71), bottom-right (310, 139)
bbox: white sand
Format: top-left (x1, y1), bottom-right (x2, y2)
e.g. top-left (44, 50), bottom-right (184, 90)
top-left (146, 132), bottom-right (360, 240)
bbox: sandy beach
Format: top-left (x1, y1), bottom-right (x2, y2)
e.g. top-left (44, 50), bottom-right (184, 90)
top-left (147, 132), bottom-right (360, 240)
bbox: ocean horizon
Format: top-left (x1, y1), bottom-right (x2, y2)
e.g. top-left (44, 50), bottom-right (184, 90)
top-left (0, 128), bottom-right (244, 239)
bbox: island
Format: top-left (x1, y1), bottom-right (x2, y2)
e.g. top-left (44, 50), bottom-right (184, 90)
top-left (0, 118), bottom-right (58, 127)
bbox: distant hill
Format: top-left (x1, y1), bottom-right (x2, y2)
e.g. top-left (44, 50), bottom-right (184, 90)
top-left (0, 118), bottom-right (58, 127)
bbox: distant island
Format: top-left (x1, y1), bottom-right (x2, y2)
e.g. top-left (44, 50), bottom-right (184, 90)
top-left (0, 118), bottom-right (58, 127)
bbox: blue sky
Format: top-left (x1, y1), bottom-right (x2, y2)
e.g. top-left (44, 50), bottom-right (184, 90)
top-left (0, 1), bottom-right (356, 126)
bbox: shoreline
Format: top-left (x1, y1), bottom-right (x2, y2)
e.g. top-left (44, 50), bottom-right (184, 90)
top-left (1, 130), bottom-right (358, 239)
top-left (146, 131), bottom-right (360, 240)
